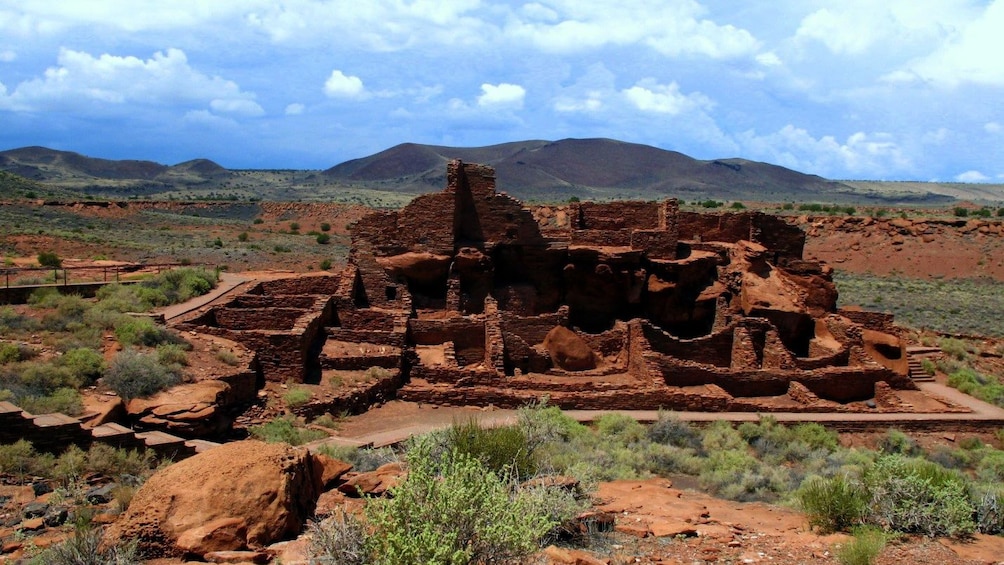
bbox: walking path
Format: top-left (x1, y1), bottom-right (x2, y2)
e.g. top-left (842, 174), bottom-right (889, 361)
top-left (160, 272), bottom-right (251, 321)
top-left (320, 382), bottom-right (1004, 449)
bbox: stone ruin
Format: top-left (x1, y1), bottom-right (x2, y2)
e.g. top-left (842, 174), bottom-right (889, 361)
top-left (177, 160), bottom-right (960, 414)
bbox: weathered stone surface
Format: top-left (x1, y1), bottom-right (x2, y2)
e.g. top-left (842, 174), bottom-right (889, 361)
top-left (176, 517), bottom-right (249, 556)
top-left (126, 380), bottom-right (233, 437)
top-left (337, 462), bottom-right (405, 497)
top-left (543, 326), bottom-right (596, 371)
top-left (103, 440), bottom-right (321, 558)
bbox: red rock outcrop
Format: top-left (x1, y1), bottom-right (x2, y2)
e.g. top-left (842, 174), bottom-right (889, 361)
top-left (103, 440), bottom-right (325, 558)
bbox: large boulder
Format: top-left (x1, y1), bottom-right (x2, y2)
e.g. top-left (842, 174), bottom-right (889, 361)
top-left (376, 252), bottom-right (452, 283)
top-left (543, 326), bottom-right (596, 371)
top-left (103, 440), bottom-right (324, 559)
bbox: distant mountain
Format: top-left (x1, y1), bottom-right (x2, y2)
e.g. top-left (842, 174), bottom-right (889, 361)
top-left (0, 141), bottom-right (978, 204)
top-left (0, 147), bottom-right (226, 184)
top-left (323, 138), bottom-right (869, 202)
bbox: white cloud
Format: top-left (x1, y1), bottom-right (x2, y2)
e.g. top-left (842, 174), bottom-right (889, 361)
top-left (210, 98), bottom-right (265, 117)
top-left (0, 48), bottom-right (261, 115)
top-left (881, 1), bottom-right (1004, 86)
top-left (955, 170), bottom-right (989, 182)
top-left (323, 70), bottom-right (365, 99)
top-left (554, 92), bottom-right (603, 113)
top-left (737, 125), bottom-right (911, 178)
top-left (503, 0), bottom-right (759, 59)
top-left (795, 0), bottom-right (975, 56)
top-left (986, 122), bottom-right (1002, 133)
top-left (477, 83), bottom-right (525, 109)
top-left (755, 51), bottom-right (781, 67)
top-left (622, 79), bottom-right (712, 115)
top-left (285, 102), bottom-right (305, 115)
top-left (0, 50), bottom-right (15, 62)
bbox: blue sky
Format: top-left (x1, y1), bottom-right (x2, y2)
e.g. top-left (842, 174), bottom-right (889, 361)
top-left (1, 1), bottom-right (1002, 182)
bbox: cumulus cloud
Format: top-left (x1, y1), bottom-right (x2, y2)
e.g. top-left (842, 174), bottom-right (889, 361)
top-left (504, 1), bottom-right (759, 59)
top-left (795, 0), bottom-right (974, 56)
top-left (955, 170), bottom-right (989, 182)
top-left (285, 102), bottom-right (305, 115)
top-left (622, 79), bottom-right (712, 115)
top-left (881, 1), bottom-right (1004, 86)
top-left (476, 83), bottom-right (525, 109)
top-left (736, 125), bottom-right (911, 178)
top-left (323, 70), bottom-right (365, 99)
top-left (0, 47), bottom-right (262, 115)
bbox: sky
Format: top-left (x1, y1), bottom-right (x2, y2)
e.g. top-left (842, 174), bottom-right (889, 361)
top-left (0, 1), bottom-right (1002, 182)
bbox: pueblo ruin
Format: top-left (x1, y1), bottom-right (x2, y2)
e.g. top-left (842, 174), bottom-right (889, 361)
top-left (178, 160), bottom-right (958, 414)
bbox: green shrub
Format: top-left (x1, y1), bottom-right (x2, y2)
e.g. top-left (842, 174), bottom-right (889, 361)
top-left (730, 201), bottom-right (746, 209)
top-left (878, 429), bottom-right (922, 456)
top-left (954, 207), bottom-right (969, 217)
top-left (284, 386), bottom-right (312, 407)
top-left (84, 443), bottom-right (157, 478)
top-left (319, 259), bottom-right (332, 270)
top-left (19, 387), bottom-right (83, 415)
top-left (0, 440), bottom-right (55, 480)
top-left (104, 350), bottom-right (179, 401)
top-left (947, 368), bottom-right (1004, 407)
top-left (0, 342), bottom-right (23, 364)
top-left (320, 222), bottom-right (331, 232)
top-left (0, 306), bottom-right (38, 333)
top-left (316, 233), bottom-right (331, 244)
top-left (114, 317), bottom-right (179, 347)
top-left (446, 419), bottom-right (536, 480)
top-left (836, 526), bottom-right (886, 565)
top-left (976, 449), bottom-right (1004, 482)
top-left (796, 475), bottom-right (868, 533)
top-left (253, 217), bottom-right (264, 224)
top-left (249, 416), bottom-right (326, 446)
top-left (920, 358), bottom-right (937, 375)
top-left (864, 455), bottom-right (974, 538)
top-left (215, 349), bottom-right (241, 366)
top-left (37, 251), bottom-right (62, 268)
top-left (237, 231), bottom-right (249, 242)
top-left (156, 343), bottom-right (189, 368)
top-left (58, 348), bottom-right (105, 383)
top-left (594, 413), bottom-right (646, 444)
top-left (940, 338), bottom-right (971, 360)
top-left (365, 437), bottom-right (556, 565)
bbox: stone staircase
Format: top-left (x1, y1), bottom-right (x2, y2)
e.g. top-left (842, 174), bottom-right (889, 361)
top-left (0, 400), bottom-right (218, 459)
top-left (906, 346), bottom-right (940, 382)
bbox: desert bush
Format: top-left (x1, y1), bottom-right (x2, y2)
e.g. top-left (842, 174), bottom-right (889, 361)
top-left (976, 449), bottom-right (1004, 482)
top-left (972, 485), bottom-right (1004, 535)
top-left (58, 347), bottom-right (105, 383)
top-left (316, 233), bottom-right (331, 244)
top-left (237, 231), bottom-right (249, 242)
top-left (954, 206), bottom-right (969, 217)
top-left (920, 358), bottom-right (937, 375)
top-left (365, 437), bottom-right (556, 565)
top-left (0, 306), bottom-right (38, 333)
top-left (0, 342), bottom-right (23, 364)
top-left (947, 368), bottom-right (1004, 407)
top-left (940, 338), bottom-right (971, 361)
top-left (863, 455), bottom-right (974, 538)
top-left (836, 526), bottom-right (886, 565)
top-left (104, 349), bottom-right (180, 401)
top-left (156, 343), bottom-right (189, 368)
top-left (308, 508), bottom-right (368, 565)
top-left (18, 361), bottom-right (82, 392)
top-left (311, 413), bottom-right (340, 429)
top-left (37, 251), bottom-right (62, 268)
top-left (647, 410), bottom-right (702, 450)
top-left (30, 522), bottom-right (140, 565)
top-left (84, 443), bottom-right (156, 478)
top-left (19, 387), bottom-right (83, 416)
top-left (318, 444), bottom-right (399, 473)
top-left (646, 443), bottom-right (704, 476)
top-left (594, 412), bottom-right (646, 444)
top-left (214, 349), bottom-right (241, 366)
top-left (320, 222), bottom-right (331, 232)
top-left (878, 429), bottom-right (923, 456)
top-left (797, 475), bottom-right (868, 533)
top-left (319, 259), bottom-right (332, 270)
top-left (0, 440), bottom-right (55, 480)
top-left (249, 416), bottom-right (326, 446)
top-left (114, 317), bottom-right (180, 347)
top-left (518, 401), bottom-right (589, 451)
top-left (445, 419), bottom-right (536, 480)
